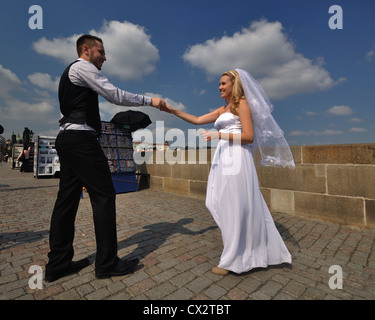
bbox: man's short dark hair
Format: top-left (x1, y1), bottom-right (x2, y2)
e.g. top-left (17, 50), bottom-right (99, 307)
top-left (76, 35), bottom-right (103, 56)
top-left (0, 125), bottom-right (3, 135)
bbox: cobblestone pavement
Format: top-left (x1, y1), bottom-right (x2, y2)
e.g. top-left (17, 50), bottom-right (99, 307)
top-left (1, 162), bottom-right (375, 303)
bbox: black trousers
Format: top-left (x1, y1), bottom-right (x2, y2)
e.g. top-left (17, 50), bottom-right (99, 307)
top-left (46, 130), bottom-right (118, 274)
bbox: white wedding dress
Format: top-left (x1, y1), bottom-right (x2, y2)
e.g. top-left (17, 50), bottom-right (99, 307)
top-left (206, 112), bottom-right (292, 274)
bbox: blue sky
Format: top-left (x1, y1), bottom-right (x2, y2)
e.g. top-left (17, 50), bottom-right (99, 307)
top-left (0, 0), bottom-right (374, 147)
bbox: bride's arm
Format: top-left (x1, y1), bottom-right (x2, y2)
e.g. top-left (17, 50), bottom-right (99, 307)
top-left (237, 99), bottom-right (254, 144)
top-left (164, 104), bottom-right (222, 125)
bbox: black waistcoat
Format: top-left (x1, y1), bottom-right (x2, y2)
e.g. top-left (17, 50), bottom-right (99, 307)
top-left (58, 60), bottom-right (101, 134)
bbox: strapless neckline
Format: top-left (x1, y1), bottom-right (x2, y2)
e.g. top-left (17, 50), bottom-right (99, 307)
top-left (217, 112), bottom-right (239, 119)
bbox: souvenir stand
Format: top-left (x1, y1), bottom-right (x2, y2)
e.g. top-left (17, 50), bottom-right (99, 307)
top-left (99, 121), bottom-right (138, 194)
top-left (33, 135), bottom-right (60, 178)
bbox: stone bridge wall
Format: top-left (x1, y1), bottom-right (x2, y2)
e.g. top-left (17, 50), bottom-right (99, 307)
top-left (140, 144), bottom-right (375, 229)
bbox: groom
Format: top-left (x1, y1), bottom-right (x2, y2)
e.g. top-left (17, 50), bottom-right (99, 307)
top-left (45, 34), bottom-right (166, 282)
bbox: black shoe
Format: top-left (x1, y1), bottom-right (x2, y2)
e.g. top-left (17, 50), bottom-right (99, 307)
top-left (95, 258), bottom-right (139, 279)
top-left (45, 258), bottom-right (90, 283)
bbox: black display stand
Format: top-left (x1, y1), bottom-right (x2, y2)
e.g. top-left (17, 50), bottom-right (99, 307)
top-left (99, 121), bottom-right (138, 194)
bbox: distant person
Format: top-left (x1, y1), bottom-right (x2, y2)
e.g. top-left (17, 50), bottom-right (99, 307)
top-left (0, 125), bottom-right (5, 162)
top-left (162, 69), bottom-right (294, 275)
top-left (17, 144), bottom-right (31, 172)
top-left (45, 34), bottom-right (167, 282)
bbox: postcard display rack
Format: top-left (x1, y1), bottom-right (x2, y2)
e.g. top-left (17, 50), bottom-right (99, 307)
top-left (33, 136), bottom-right (60, 178)
top-left (99, 121), bottom-right (138, 194)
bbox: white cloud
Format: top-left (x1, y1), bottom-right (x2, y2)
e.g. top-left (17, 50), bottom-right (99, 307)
top-left (28, 72), bottom-right (59, 92)
top-left (0, 64), bottom-right (58, 142)
top-left (311, 129), bottom-right (343, 136)
top-left (306, 111), bottom-right (318, 116)
top-left (0, 64), bottom-right (23, 98)
top-left (183, 20), bottom-right (344, 99)
top-left (90, 21), bottom-right (159, 81)
top-left (349, 127), bottom-right (366, 133)
top-left (32, 34), bottom-right (80, 64)
top-left (0, 98), bottom-right (56, 123)
top-left (366, 49), bottom-right (375, 62)
top-left (288, 129), bottom-right (343, 137)
top-left (32, 20), bottom-right (159, 81)
top-left (288, 130), bottom-right (309, 137)
top-left (326, 105), bottom-right (353, 116)
top-left (0, 66), bottom-right (59, 130)
top-left (349, 117), bottom-right (363, 123)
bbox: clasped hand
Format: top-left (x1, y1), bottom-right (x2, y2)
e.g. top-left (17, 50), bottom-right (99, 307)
top-left (150, 100), bottom-right (176, 114)
top-left (150, 98), bottom-right (167, 110)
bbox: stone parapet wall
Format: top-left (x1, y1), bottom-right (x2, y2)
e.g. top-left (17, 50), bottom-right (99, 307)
top-left (142, 143), bottom-right (375, 229)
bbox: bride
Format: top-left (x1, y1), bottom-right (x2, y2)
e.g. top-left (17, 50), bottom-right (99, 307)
top-left (162, 69), bottom-right (294, 275)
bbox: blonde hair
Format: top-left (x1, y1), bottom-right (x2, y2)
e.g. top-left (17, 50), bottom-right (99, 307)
top-left (222, 70), bottom-right (245, 115)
